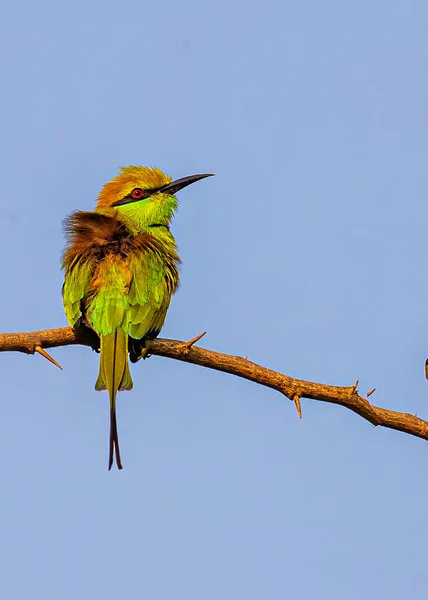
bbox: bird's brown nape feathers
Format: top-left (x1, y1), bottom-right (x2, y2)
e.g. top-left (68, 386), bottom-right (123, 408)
top-left (61, 210), bottom-right (179, 274)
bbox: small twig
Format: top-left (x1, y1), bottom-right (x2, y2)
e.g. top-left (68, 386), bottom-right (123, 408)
top-left (351, 380), bottom-right (359, 393)
top-left (35, 345), bottom-right (63, 370)
top-left (366, 388), bottom-right (376, 398)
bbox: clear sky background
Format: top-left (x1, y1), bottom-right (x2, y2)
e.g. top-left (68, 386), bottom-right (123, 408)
top-left (1, 0), bottom-right (427, 598)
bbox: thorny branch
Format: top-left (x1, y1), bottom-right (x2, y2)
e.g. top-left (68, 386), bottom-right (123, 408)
top-left (1, 326), bottom-right (428, 441)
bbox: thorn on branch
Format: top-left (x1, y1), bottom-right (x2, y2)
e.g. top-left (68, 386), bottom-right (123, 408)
top-left (34, 345), bottom-right (63, 370)
top-left (293, 394), bottom-right (302, 419)
top-left (351, 380), bottom-right (359, 394)
top-left (366, 388), bottom-right (376, 398)
top-left (181, 331), bottom-right (206, 354)
top-left (425, 359), bottom-right (428, 380)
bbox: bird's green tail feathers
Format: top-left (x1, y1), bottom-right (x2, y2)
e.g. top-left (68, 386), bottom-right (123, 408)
top-left (95, 329), bottom-right (133, 470)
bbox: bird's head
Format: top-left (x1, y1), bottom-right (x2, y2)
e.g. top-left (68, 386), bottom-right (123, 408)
top-left (96, 166), bottom-right (213, 231)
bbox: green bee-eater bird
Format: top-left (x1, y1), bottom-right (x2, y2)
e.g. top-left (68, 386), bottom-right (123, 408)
top-left (61, 166), bottom-right (213, 470)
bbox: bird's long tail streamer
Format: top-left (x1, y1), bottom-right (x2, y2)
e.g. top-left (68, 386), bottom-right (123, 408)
top-left (96, 329), bottom-right (133, 470)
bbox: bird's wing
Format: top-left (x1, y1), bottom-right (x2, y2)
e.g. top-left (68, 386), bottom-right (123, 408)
top-left (125, 250), bottom-right (172, 340)
top-left (62, 259), bottom-right (93, 328)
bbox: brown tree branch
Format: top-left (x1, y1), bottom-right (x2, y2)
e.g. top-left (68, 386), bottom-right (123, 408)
top-left (1, 326), bottom-right (427, 441)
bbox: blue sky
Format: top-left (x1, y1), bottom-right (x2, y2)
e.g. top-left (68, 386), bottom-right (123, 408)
top-left (1, 0), bottom-right (428, 598)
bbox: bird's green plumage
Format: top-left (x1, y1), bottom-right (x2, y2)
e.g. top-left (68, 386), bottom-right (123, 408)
top-left (61, 166), bottom-right (212, 470)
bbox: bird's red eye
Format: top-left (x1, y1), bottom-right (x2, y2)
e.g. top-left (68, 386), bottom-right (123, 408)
top-left (131, 188), bottom-right (144, 199)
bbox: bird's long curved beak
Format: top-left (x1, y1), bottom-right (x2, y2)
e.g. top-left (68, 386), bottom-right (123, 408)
top-left (159, 173), bottom-right (214, 196)
top-left (113, 173), bottom-right (214, 207)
